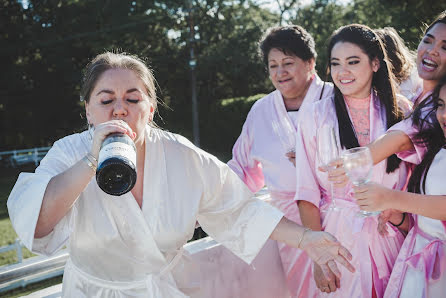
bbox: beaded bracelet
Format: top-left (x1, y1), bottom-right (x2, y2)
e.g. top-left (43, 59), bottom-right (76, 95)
top-left (391, 212), bottom-right (406, 227)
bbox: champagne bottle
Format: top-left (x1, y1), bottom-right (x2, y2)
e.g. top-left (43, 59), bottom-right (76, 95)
top-left (96, 133), bottom-right (137, 196)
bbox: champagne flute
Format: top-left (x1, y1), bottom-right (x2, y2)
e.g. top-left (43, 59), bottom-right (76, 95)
top-left (316, 125), bottom-right (341, 211)
top-left (342, 147), bottom-right (380, 217)
top-left (271, 119), bottom-right (295, 154)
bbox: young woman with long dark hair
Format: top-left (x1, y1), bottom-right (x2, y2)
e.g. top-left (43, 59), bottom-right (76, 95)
top-left (295, 24), bottom-right (412, 297)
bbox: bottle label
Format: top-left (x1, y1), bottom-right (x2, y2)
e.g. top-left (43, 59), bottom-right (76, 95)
top-left (98, 142), bottom-right (136, 165)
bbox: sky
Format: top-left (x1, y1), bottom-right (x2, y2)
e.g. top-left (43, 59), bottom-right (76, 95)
top-left (19, 0), bottom-right (353, 10)
top-left (257, 0), bottom-right (353, 13)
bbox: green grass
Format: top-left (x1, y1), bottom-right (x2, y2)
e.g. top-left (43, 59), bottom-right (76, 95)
top-left (0, 218), bottom-right (35, 266)
top-left (1, 276), bottom-right (63, 298)
top-left (0, 166), bottom-right (36, 266)
top-left (0, 166), bottom-right (61, 296)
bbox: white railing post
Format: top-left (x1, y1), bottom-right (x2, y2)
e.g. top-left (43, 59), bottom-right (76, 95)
top-left (15, 239), bottom-right (22, 264)
top-left (34, 148), bottom-right (38, 166)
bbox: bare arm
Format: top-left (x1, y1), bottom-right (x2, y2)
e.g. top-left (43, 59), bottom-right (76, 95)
top-left (35, 120), bottom-right (134, 238)
top-left (270, 216), bottom-right (355, 280)
top-left (354, 183), bottom-right (446, 221)
top-left (390, 191), bottom-right (446, 221)
top-left (298, 200), bottom-right (322, 231)
top-left (367, 130), bottom-right (414, 165)
top-left (35, 160), bottom-right (95, 238)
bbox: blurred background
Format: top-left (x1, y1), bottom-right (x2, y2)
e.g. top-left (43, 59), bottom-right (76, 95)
top-left (0, 1), bottom-right (444, 295)
top-left (0, 0), bottom-right (444, 162)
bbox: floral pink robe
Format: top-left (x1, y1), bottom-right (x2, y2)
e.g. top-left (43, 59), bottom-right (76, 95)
top-left (295, 92), bottom-right (411, 297)
top-left (228, 74), bottom-right (333, 298)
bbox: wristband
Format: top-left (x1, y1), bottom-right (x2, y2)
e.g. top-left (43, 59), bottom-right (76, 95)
top-left (391, 212), bottom-right (406, 227)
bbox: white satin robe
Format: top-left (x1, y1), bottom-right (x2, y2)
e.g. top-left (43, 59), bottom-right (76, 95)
top-left (228, 74), bottom-right (333, 298)
top-left (294, 93), bottom-right (411, 298)
top-left (7, 127), bottom-right (283, 297)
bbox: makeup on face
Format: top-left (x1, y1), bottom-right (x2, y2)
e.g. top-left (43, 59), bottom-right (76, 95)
top-left (330, 42), bottom-right (377, 99)
top-left (417, 23), bottom-right (446, 82)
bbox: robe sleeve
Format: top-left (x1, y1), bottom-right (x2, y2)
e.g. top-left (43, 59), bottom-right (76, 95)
top-left (294, 104), bottom-right (322, 208)
top-left (387, 118), bottom-right (426, 165)
top-left (227, 111), bottom-right (265, 193)
top-left (7, 138), bottom-right (79, 256)
top-left (197, 155), bottom-right (283, 265)
top-left (396, 93), bottom-right (414, 117)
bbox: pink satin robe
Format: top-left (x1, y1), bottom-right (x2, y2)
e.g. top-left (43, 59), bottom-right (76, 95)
top-left (398, 69), bottom-right (422, 103)
top-left (384, 106), bottom-right (446, 297)
top-left (386, 89), bottom-right (433, 165)
top-left (295, 93), bottom-right (410, 298)
top-left (228, 74), bottom-right (333, 298)
top-left (384, 148), bottom-right (446, 298)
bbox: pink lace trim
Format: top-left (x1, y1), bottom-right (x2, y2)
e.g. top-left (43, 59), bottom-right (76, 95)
top-left (344, 95), bottom-right (371, 147)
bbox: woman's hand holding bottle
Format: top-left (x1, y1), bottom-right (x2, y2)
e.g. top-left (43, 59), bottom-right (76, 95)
top-left (90, 120), bottom-right (136, 159)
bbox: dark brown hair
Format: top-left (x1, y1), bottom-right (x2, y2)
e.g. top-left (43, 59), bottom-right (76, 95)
top-left (424, 10), bottom-right (446, 35)
top-left (327, 24), bottom-right (403, 173)
top-left (408, 76), bottom-right (446, 194)
top-left (259, 25), bottom-right (316, 69)
top-left (80, 52), bottom-right (157, 112)
top-left (375, 27), bottom-right (415, 85)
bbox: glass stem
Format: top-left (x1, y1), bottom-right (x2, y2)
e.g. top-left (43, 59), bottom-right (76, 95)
top-left (330, 181), bottom-right (337, 209)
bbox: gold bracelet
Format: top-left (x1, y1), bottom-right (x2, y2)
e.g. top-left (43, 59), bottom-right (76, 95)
top-left (86, 152), bottom-right (98, 166)
top-left (83, 156), bottom-right (97, 172)
top-left (298, 227), bottom-right (312, 249)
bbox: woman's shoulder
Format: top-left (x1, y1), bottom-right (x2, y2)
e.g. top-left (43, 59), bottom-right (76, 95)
top-left (151, 128), bottom-right (218, 163)
top-left (248, 90), bottom-right (278, 113)
top-left (52, 131), bottom-right (90, 153)
top-left (301, 93), bottom-right (335, 117)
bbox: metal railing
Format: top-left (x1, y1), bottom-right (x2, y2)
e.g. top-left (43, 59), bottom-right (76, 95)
top-left (0, 239), bottom-right (23, 264)
top-left (0, 189), bottom-right (271, 294)
top-left (0, 147), bottom-right (51, 167)
top-left (0, 240), bottom-right (67, 294)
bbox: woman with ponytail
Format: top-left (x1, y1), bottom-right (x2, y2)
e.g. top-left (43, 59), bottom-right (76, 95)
top-left (294, 24), bottom-right (411, 297)
top-left (353, 78), bottom-right (446, 298)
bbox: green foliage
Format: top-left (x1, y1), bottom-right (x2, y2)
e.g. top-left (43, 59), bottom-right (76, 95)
top-left (0, 0), bottom-right (444, 159)
top-left (0, 0), bottom-right (277, 151)
top-left (200, 93), bottom-right (265, 161)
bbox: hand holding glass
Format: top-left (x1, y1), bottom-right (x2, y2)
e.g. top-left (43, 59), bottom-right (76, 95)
top-left (342, 147), bottom-right (380, 217)
top-left (317, 125), bottom-right (341, 211)
top-left (272, 119), bottom-right (295, 154)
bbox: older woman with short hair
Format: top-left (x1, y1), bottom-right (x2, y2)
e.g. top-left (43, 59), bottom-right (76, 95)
top-left (228, 25), bottom-right (334, 297)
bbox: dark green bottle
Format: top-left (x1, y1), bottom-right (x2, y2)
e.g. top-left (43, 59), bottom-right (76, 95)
top-left (96, 133), bottom-right (137, 196)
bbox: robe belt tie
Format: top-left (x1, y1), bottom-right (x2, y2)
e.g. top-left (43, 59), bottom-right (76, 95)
top-left (406, 227), bottom-right (446, 283)
top-left (68, 247), bottom-right (189, 297)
